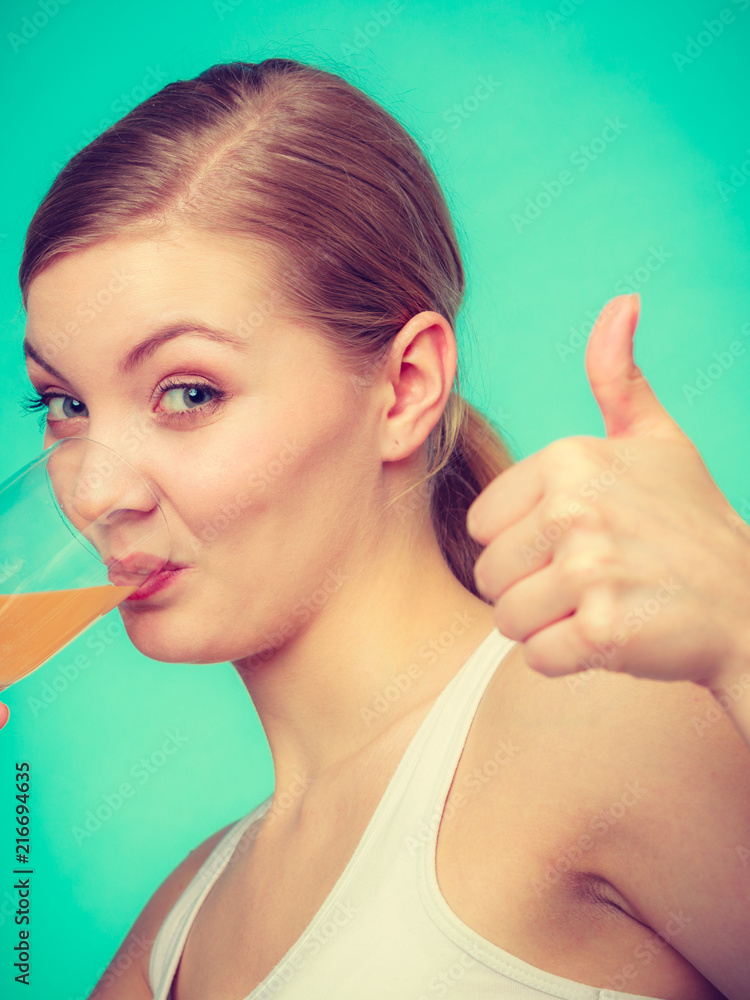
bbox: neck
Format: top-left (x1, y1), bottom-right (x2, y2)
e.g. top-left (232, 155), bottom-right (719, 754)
top-left (232, 514), bottom-right (497, 812)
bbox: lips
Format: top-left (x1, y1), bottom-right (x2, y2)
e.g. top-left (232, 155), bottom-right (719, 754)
top-left (106, 552), bottom-right (186, 586)
top-left (123, 565), bottom-right (186, 601)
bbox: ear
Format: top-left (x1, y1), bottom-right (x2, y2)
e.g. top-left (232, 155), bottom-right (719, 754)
top-left (378, 310), bottom-right (457, 462)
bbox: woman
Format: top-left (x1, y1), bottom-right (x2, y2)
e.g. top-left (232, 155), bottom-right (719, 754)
top-left (18, 59), bottom-right (750, 999)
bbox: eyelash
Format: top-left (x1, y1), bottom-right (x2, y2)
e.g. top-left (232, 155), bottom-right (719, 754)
top-left (18, 378), bottom-right (227, 430)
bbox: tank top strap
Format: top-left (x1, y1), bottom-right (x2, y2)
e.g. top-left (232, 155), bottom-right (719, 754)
top-left (148, 795), bottom-right (273, 1000)
top-left (345, 626), bottom-right (517, 870)
top-left (149, 626), bottom-right (516, 1000)
top-left (404, 624), bottom-right (517, 846)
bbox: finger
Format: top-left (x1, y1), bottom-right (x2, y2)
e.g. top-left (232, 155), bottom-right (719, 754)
top-left (522, 585), bottom-right (620, 677)
top-left (492, 560), bottom-right (577, 641)
top-left (585, 293), bottom-right (684, 441)
top-left (467, 452), bottom-right (545, 545)
top-left (472, 486), bottom-right (606, 601)
top-left (472, 510), bottom-right (554, 600)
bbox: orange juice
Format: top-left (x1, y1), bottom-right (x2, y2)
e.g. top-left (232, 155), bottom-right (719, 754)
top-left (0, 584), bottom-right (137, 687)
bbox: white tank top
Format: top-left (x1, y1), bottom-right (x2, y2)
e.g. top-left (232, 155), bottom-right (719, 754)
top-left (148, 626), bottom-right (664, 1000)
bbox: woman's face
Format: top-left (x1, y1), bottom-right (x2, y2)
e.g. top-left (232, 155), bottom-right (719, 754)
top-left (23, 230), bottom-right (383, 666)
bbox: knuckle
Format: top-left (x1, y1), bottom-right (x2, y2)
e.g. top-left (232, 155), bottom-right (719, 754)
top-left (559, 552), bottom-right (606, 589)
top-left (572, 501), bottom-right (603, 531)
top-left (522, 641), bottom-right (545, 671)
top-left (544, 436), bottom-right (598, 466)
top-left (539, 492), bottom-right (576, 526)
top-left (493, 601), bottom-right (512, 635)
top-left (575, 601), bottom-right (615, 646)
top-left (493, 599), bottom-right (520, 639)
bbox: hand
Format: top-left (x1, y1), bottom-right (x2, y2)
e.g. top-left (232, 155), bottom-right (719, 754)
top-left (466, 293), bottom-right (750, 696)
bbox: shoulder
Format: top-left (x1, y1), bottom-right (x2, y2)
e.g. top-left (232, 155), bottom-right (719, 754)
top-left (570, 666), bottom-right (750, 997)
top-left (481, 637), bottom-right (750, 786)
top-left (479, 641), bottom-right (750, 997)
top-left (87, 817), bottom-right (242, 998)
top-left (486, 639), bottom-right (750, 841)
top-left (140, 819), bottom-right (244, 982)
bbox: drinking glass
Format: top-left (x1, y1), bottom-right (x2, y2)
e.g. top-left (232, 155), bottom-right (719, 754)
top-left (0, 437), bottom-right (170, 693)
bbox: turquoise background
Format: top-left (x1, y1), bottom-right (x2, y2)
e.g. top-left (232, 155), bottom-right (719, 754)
top-left (1, 1), bottom-right (749, 997)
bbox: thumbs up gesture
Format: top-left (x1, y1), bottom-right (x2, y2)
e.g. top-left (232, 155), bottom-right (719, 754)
top-left (466, 294), bottom-right (750, 720)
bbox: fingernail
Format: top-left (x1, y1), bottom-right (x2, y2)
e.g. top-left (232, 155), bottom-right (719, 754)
top-left (615, 294), bottom-right (632, 316)
top-left (608, 294), bottom-right (636, 325)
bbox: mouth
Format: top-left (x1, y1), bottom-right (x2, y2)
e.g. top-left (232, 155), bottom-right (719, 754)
top-left (106, 553), bottom-right (189, 601)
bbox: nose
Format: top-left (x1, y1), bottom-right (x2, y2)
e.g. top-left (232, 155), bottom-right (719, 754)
top-left (46, 437), bottom-right (166, 565)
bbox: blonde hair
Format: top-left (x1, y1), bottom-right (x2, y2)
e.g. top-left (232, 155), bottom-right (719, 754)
top-left (19, 58), bottom-right (516, 600)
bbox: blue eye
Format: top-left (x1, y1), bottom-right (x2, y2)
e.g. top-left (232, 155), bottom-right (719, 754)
top-left (18, 392), bottom-right (87, 425)
top-left (17, 390), bottom-right (79, 429)
top-left (159, 382), bottom-right (220, 414)
top-left (18, 379), bottom-right (227, 428)
top-left (155, 379), bottom-right (227, 419)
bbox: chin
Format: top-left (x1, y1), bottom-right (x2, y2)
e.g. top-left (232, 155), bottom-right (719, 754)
top-left (117, 612), bottom-right (223, 665)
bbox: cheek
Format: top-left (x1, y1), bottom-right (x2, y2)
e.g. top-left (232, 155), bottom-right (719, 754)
top-left (171, 445), bottom-right (268, 543)
top-left (168, 422), bottom-right (314, 545)
top-left (170, 388), bottom-right (365, 550)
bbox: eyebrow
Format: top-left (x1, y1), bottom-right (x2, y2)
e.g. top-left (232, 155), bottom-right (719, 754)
top-left (22, 322), bottom-right (250, 381)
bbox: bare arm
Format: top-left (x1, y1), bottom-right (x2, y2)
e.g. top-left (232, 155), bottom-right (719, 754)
top-left (587, 672), bottom-right (750, 999)
top-left (86, 819), bottom-right (237, 999)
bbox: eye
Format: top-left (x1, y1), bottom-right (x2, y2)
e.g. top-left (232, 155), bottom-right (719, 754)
top-left (49, 396), bottom-right (87, 420)
top-left (18, 378), bottom-right (228, 428)
top-left (157, 379), bottom-right (225, 416)
top-left (18, 390), bottom-right (87, 427)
